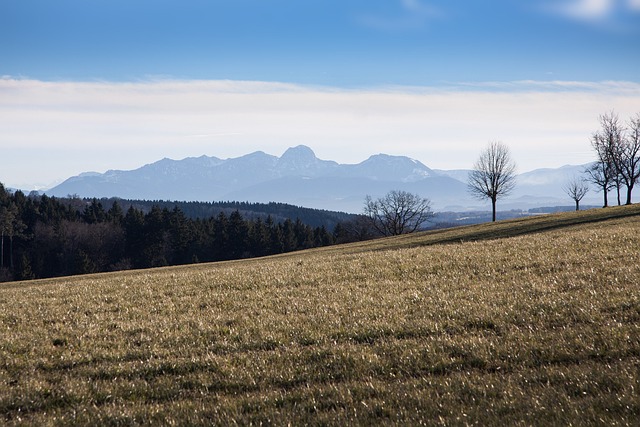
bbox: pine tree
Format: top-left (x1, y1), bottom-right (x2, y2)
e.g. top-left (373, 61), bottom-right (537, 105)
top-left (82, 199), bottom-right (106, 224)
top-left (107, 201), bottom-right (124, 224)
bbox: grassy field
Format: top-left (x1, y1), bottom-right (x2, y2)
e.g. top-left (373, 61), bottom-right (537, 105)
top-left (1, 205), bottom-right (640, 425)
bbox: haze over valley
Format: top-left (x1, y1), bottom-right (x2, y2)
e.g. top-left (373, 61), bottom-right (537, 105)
top-left (45, 145), bottom-right (600, 213)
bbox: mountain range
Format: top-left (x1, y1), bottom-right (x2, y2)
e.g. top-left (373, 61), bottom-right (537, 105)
top-left (45, 145), bottom-right (601, 213)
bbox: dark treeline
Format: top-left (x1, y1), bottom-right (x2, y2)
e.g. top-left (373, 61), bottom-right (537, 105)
top-left (91, 198), bottom-right (354, 230)
top-left (0, 184), bottom-right (344, 282)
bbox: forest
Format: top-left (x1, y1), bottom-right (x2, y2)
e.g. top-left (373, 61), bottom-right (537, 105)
top-left (92, 198), bottom-right (354, 230)
top-left (0, 184), bottom-right (352, 282)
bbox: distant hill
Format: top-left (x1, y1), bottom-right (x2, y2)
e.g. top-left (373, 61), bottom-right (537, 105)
top-left (46, 145), bottom-right (602, 212)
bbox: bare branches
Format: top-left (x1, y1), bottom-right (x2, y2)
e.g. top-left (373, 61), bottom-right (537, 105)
top-left (590, 111), bottom-right (640, 206)
top-left (467, 141), bottom-right (517, 222)
top-left (364, 190), bottom-right (434, 236)
top-left (585, 143), bottom-right (615, 208)
top-left (563, 177), bottom-right (589, 211)
top-left (620, 113), bottom-right (640, 204)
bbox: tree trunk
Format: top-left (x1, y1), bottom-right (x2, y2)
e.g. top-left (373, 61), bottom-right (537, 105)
top-left (626, 184), bottom-right (634, 205)
top-left (603, 189), bottom-right (609, 208)
top-left (491, 198), bottom-right (497, 222)
top-left (617, 183), bottom-right (621, 206)
top-left (575, 200), bottom-right (579, 211)
top-left (0, 232), bottom-right (3, 269)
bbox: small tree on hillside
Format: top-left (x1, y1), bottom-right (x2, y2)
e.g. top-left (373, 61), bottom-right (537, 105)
top-left (564, 177), bottom-right (589, 211)
top-left (468, 141), bottom-right (517, 222)
top-left (363, 190), bottom-right (434, 236)
top-left (585, 157), bottom-right (615, 208)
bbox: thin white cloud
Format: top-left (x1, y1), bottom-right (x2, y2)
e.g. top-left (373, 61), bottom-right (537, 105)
top-left (451, 80), bottom-right (640, 94)
top-left (542, 0), bottom-right (640, 25)
top-left (560, 0), bottom-right (614, 20)
top-left (1, 77), bottom-right (639, 189)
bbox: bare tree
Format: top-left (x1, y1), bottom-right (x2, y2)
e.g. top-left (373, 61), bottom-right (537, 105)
top-left (363, 190), bottom-right (434, 236)
top-left (590, 111), bottom-right (640, 205)
top-left (585, 155), bottom-right (615, 208)
top-left (467, 141), bottom-right (517, 222)
top-left (619, 113), bottom-right (640, 204)
top-left (563, 177), bottom-right (589, 211)
top-left (594, 112), bottom-right (625, 205)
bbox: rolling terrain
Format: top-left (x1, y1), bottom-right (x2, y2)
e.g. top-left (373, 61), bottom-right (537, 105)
top-left (1, 205), bottom-right (640, 425)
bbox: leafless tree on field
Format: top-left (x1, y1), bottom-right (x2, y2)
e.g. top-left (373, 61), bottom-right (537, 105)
top-left (584, 154), bottom-right (615, 208)
top-left (593, 112), bottom-right (624, 205)
top-left (590, 111), bottom-right (640, 206)
top-left (363, 190), bottom-right (434, 236)
top-left (619, 113), bottom-right (640, 204)
top-left (563, 177), bottom-right (589, 211)
top-left (467, 141), bottom-right (517, 222)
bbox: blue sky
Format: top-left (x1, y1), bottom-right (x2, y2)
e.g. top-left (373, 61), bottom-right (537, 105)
top-left (1, 0), bottom-right (640, 190)
top-left (3, 0), bottom-right (639, 84)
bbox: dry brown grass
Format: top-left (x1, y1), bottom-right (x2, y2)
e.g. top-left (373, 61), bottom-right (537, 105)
top-left (1, 206), bottom-right (640, 425)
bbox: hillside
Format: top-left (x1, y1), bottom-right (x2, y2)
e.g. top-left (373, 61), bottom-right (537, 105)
top-left (1, 205), bottom-right (640, 425)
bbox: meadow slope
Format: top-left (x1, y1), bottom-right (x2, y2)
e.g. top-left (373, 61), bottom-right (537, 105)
top-left (1, 206), bottom-right (640, 425)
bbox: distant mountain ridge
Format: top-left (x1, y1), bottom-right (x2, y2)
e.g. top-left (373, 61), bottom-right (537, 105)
top-left (46, 145), bottom-right (600, 213)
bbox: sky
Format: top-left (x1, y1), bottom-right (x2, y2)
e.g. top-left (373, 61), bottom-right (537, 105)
top-left (1, 0), bottom-right (639, 190)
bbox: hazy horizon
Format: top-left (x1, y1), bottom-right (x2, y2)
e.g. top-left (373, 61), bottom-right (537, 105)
top-left (13, 142), bottom-right (599, 193)
top-left (2, 1), bottom-right (639, 189)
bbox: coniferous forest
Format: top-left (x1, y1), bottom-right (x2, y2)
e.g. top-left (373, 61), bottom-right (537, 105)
top-left (0, 183), bottom-right (351, 282)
